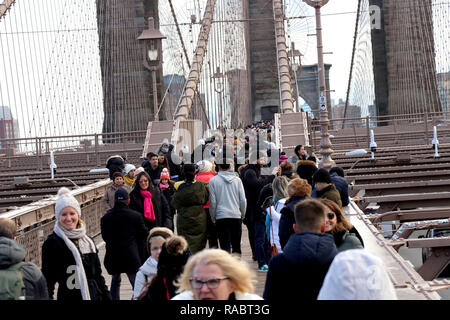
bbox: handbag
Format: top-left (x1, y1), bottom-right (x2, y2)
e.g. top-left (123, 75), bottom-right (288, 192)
top-left (268, 206), bottom-right (279, 257)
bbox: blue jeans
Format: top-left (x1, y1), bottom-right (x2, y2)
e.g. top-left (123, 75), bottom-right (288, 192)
top-left (254, 220), bottom-right (269, 268)
top-left (110, 272), bottom-right (136, 300)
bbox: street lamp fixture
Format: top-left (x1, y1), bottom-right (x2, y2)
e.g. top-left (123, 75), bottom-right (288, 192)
top-left (303, 0), bottom-right (335, 169)
top-left (212, 67), bottom-right (225, 130)
top-left (137, 17), bottom-right (166, 121)
top-left (212, 66), bottom-right (224, 93)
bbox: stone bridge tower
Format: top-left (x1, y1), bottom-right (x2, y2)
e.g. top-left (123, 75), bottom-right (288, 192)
top-left (247, 0), bottom-right (280, 121)
top-left (369, 0), bottom-right (442, 118)
top-left (96, 0), bottom-right (164, 137)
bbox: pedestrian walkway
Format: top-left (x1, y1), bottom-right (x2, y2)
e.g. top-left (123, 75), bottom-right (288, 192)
top-left (95, 224), bottom-right (267, 300)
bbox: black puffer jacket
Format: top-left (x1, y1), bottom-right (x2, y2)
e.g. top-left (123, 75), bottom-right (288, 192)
top-left (41, 233), bottom-right (111, 300)
top-left (0, 237), bottom-right (49, 300)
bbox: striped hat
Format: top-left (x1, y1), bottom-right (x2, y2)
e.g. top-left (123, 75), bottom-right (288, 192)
top-left (160, 168), bottom-right (170, 180)
top-left (279, 154), bottom-right (288, 163)
top-left (196, 160), bottom-right (213, 173)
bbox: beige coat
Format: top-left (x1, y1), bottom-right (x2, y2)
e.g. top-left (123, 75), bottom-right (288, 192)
top-left (102, 184), bottom-right (121, 213)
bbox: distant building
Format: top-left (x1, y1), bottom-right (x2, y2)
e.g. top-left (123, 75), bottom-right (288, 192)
top-left (0, 106), bottom-right (18, 151)
top-left (332, 99), bottom-right (362, 129)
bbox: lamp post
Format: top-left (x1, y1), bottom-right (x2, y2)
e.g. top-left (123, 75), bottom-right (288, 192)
top-left (212, 66), bottom-right (225, 130)
top-left (289, 42), bottom-right (302, 113)
top-left (303, 0), bottom-right (335, 169)
top-left (137, 17), bottom-right (166, 121)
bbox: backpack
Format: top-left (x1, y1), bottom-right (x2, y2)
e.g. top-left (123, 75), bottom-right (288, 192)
top-left (0, 262), bottom-right (26, 300)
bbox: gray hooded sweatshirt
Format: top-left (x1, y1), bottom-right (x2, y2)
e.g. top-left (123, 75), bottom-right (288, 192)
top-left (209, 171), bottom-right (247, 223)
top-left (0, 236), bottom-right (49, 300)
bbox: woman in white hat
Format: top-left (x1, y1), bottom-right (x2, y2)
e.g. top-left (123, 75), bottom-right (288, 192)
top-left (123, 163), bottom-right (136, 191)
top-left (41, 187), bottom-right (111, 300)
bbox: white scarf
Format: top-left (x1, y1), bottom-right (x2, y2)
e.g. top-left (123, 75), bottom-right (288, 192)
top-left (54, 221), bottom-right (97, 300)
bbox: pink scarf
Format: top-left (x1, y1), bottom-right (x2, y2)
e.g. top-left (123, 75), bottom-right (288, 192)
top-left (159, 183), bottom-right (169, 191)
top-left (140, 189), bottom-right (155, 222)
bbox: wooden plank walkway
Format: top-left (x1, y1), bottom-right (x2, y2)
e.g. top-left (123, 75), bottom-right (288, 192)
top-left (95, 224), bottom-right (267, 300)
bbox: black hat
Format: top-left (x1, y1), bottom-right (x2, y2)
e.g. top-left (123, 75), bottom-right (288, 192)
top-left (313, 168), bottom-right (331, 184)
top-left (114, 187), bottom-right (129, 201)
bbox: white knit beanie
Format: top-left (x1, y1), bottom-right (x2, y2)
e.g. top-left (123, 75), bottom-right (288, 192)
top-left (124, 163), bottom-right (136, 175)
top-left (55, 187), bottom-right (81, 220)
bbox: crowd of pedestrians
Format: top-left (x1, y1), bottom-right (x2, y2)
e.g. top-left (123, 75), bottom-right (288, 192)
top-left (0, 130), bottom-right (398, 301)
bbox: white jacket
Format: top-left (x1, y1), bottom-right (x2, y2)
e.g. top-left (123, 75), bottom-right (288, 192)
top-left (317, 249), bottom-right (398, 300)
top-left (209, 171), bottom-right (247, 223)
top-left (132, 256), bottom-right (157, 300)
top-left (266, 198), bottom-right (286, 253)
top-left (171, 290), bottom-right (263, 300)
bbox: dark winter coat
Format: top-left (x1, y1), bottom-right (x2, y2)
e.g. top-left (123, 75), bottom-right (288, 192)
top-left (129, 184), bottom-right (172, 232)
top-left (106, 156), bottom-right (124, 180)
top-left (278, 196), bottom-right (308, 249)
top-left (256, 183), bottom-right (273, 214)
top-left (0, 237), bottom-right (49, 300)
top-left (100, 202), bottom-right (149, 275)
top-left (296, 160), bottom-right (318, 187)
top-left (167, 144), bottom-right (182, 180)
top-left (141, 161), bottom-right (163, 185)
top-left (241, 164), bottom-right (275, 224)
top-left (330, 172), bottom-right (350, 207)
top-left (171, 181), bottom-right (209, 254)
top-left (41, 233), bottom-right (111, 300)
top-left (263, 232), bottom-right (337, 300)
top-left (160, 185), bottom-right (176, 231)
top-left (316, 184), bottom-right (342, 208)
top-left (145, 242), bottom-right (191, 301)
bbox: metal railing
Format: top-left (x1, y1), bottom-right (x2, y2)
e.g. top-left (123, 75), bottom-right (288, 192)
top-left (307, 111), bottom-right (450, 152)
top-left (0, 179), bottom-right (111, 268)
top-left (0, 131), bottom-right (147, 171)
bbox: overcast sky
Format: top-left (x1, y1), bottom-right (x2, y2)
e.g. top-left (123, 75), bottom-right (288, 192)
top-left (320, 0), bottom-right (358, 103)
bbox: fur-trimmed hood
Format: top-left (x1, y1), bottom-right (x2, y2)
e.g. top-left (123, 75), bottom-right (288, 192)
top-left (297, 160), bottom-right (317, 167)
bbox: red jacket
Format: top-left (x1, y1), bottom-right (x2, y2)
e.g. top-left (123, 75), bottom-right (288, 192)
top-left (195, 171), bottom-right (216, 208)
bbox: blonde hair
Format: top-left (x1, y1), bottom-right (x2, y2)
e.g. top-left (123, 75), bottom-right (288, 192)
top-left (272, 176), bottom-right (289, 200)
top-left (176, 249), bottom-right (255, 295)
top-left (0, 218), bottom-right (17, 239)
